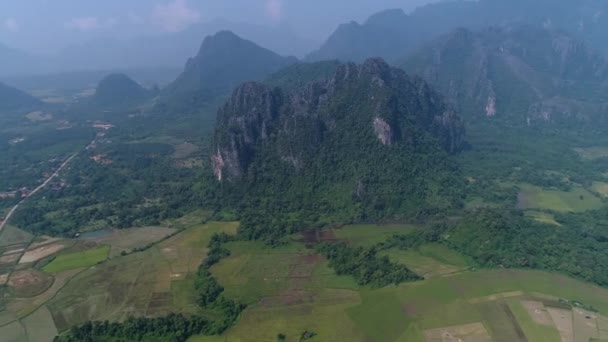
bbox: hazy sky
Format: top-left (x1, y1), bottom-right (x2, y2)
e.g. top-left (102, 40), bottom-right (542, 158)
top-left (0, 0), bottom-right (435, 53)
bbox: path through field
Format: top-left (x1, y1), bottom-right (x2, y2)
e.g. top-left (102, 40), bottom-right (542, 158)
top-left (0, 151), bottom-right (79, 233)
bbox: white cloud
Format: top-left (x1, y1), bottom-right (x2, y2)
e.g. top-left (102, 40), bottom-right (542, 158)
top-left (64, 17), bottom-right (117, 32)
top-left (152, 0), bottom-right (201, 32)
top-left (4, 18), bottom-right (19, 32)
top-left (265, 0), bottom-right (283, 22)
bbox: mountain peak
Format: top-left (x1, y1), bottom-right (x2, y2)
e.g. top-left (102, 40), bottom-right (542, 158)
top-left (92, 73), bottom-right (150, 106)
top-left (212, 59), bottom-right (464, 182)
top-left (365, 8), bottom-right (408, 26)
top-left (162, 31), bottom-right (296, 109)
top-left (209, 60), bottom-right (465, 232)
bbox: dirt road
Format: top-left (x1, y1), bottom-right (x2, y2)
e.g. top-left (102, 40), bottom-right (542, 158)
top-left (0, 152), bottom-right (78, 233)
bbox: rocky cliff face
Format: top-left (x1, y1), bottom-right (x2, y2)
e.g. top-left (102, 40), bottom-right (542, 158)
top-left (403, 26), bottom-right (608, 125)
top-left (212, 58), bottom-right (464, 182)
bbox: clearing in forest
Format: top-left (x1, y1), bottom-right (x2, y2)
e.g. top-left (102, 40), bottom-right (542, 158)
top-left (517, 183), bottom-right (603, 212)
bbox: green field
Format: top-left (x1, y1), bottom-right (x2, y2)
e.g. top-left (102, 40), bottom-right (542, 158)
top-left (508, 300), bottom-right (562, 342)
top-left (380, 243), bottom-right (472, 278)
top-left (332, 224), bottom-right (417, 247)
top-left (45, 222), bottom-right (238, 331)
top-left (517, 183), bottom-right (604, 212)
top-left (192, 225), bottom-right (608, 342)
top-left (525, 210), bottom-right (561, 226)
top-left (42, 245), bottom-right (110, 273)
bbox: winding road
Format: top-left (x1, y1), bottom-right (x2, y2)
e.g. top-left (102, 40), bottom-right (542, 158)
top-left (0, 152), bottom-right (79, 233)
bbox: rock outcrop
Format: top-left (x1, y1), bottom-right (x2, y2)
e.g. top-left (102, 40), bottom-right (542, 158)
top-left (403, 26), bottom-right (608, 125)
top-left (212, 58), bottom-right (465, 181)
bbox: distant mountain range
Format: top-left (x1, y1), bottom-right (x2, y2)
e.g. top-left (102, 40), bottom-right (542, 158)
top-left (160, 31), bottom-right (297, 113)
top-left (308, 0), bottom-right (608, 63)
top-left (0, 43), bottom-right (47, 77)
top-left (402, 26), bottom-right (608, 126)
top-left (0, 19), bottom-right (314, 77)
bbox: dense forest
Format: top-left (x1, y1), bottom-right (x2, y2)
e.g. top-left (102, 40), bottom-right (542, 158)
top-left (205, 59), bottom-right (466, 241)
top-left (318, 242), bottom-right (422, 286)
top-left (381, 208), bottom-right (608, 287)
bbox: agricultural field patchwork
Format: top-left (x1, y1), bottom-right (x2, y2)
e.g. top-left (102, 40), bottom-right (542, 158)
top-left (3, 220), bottom-right (608, 341)
top-left (0, 217), bottom-right (210, 342)
top-left (80, 226), bottom-right (177, 257)
top-left (46, 221), bottom-right (238, 331)
top-left (192, 225), bottom-right (608, 342)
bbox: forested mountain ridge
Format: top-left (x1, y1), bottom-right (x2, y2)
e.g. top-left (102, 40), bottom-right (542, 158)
top-left (161, 31), bottom-right (297, 113)
top-left (307, 0), bottom-right (608, 63)
top-left (402, 26), bottom-right (608, 125)
top-left (208, 58), bottom-right (465, 239)
top-left (90, 73), bottom-right (155, 107)
top-left (0, 81), bottom-right (42, 111)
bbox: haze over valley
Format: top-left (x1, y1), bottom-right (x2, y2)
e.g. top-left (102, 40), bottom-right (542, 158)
top-left (2, 1), bottom-right (608, 341)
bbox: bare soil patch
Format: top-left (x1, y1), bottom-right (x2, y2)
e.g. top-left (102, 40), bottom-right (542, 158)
top-left (547, 307), bottom-right (574, 342)
top-left (424, 322), bottom-right (492, 342)
top-left (19, 243), bottom-right (66, 264)
top-left (0, 273), bottom-right (8, 285)
top-left (0, 253), bottom-right (21, 264)
top-left (521, 300), bottom-right (553, 326)
top-left (8, 268), bottom-right (82, 317)
top-left (28, 237), bottom-right (62, 250)
top-left (572, 308), bottom-right (600, 342)
top-left (298, 229), bottom-right (343, 248)
top-left (402, 303), bottom-right (418, 317)
top-left (8, 269), bottom-right (54, 298)
top-left (469, 291), bottom-right (523, 304)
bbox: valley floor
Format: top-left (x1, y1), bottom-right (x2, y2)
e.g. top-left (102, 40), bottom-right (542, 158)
top-left (2, 215), bottom-right (608, 342)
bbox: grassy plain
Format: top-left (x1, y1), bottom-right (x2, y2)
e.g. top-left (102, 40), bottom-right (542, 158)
top-left (517, 183), bottom-right (603, 212)
top-left (380, 243), bottom-right (471, 278)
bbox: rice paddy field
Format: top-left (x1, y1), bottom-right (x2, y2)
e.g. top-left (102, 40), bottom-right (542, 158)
top-left (189, 224), bottom-right (608, 342)
top-left (4, 220), bottom-right (608, 341)
top-left (0, 220), bottom-right (202, 342)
